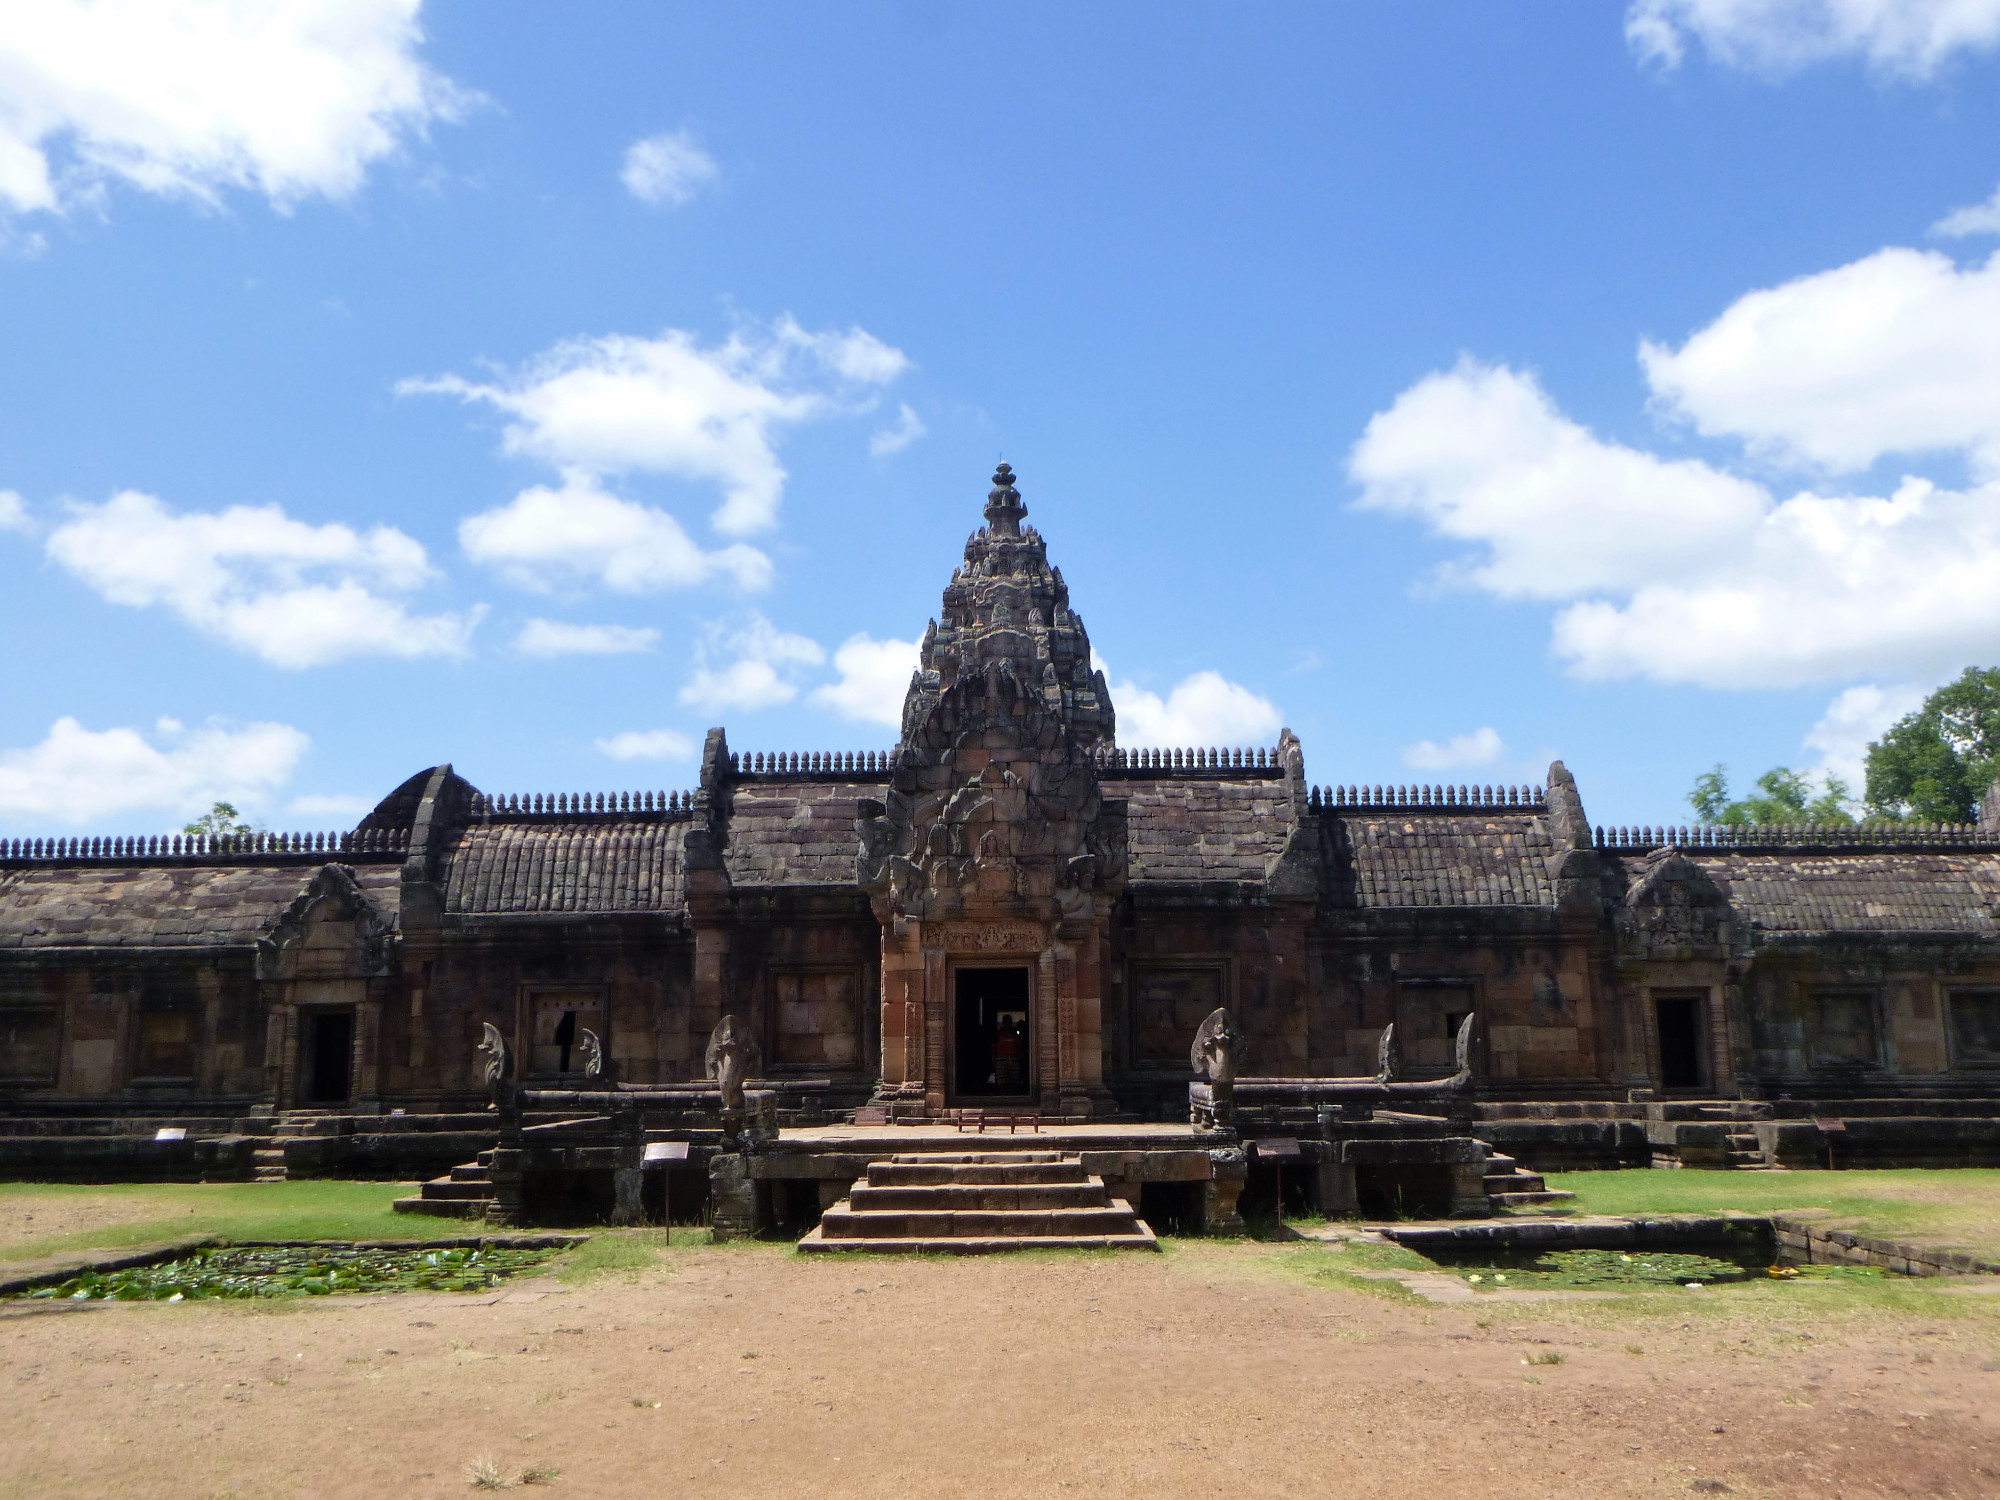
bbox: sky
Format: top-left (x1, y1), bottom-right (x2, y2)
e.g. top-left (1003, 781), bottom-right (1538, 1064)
top-left (7, 0), bottom-right (2000, 835)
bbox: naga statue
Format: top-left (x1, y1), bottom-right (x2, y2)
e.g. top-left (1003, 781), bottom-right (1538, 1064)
top-left (577, 1027), bottom-right (604, 1082)
top-left (1376, 1022), bottom-right (1400, 1084)
top-left (476, 1021), bottom-right (516, 1114)
top-left (1191, 1007), bottom-right (1240, 1084)
top-left (704, 1014), bottom-right (761, 1114)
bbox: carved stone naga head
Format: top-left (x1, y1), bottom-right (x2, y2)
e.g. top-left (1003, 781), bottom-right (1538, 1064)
top-left (476, 1021), bottom-right (511, 1092)
top-left (1190, 1006), bottom-right (1240, 1084)
top-left (705, 1014), bottom-right (761, 1113)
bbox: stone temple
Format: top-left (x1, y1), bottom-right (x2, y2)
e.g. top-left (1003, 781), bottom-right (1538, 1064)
top-left (5, 464), bottom-right (2000, 1222)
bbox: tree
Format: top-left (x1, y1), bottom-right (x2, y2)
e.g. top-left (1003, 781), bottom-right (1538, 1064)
top-left (1688, 764), bottom-right (1854, 826)
top-left (1863, 667), bottom-right (2000, 824)
top-left (183, 802), bottom-right (255, 839)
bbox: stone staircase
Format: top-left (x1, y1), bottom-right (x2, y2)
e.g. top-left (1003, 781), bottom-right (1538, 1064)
top-left (798, 1151), bottom-right (1159, 1253)
top-left (1697, 1104), bottom-right (1779, 1169)
top-left (393, 1151), bottom-right (497, 1219)
top-left (1480, 1149), bottom-right (1577, 1210)
top-left (251, 1110), bottom-right (340, 1182)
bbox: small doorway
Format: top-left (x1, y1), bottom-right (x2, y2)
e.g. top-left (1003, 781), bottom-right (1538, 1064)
top-left (1655, 994), bottom-right (1706, 1090)
top-left (954, 966), bottom-right (1031, 1100)
top-left (305, 1010), bottom-right (355, 1104)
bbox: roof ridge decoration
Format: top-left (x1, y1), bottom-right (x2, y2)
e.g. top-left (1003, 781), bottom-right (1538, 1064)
top-left (0, 827), bottom-right (408, 865)
top-left (902, 463), bottom-right (1115, 750)
top-left (1309, 783), bottom-right (1548, 810)
top-left (467, 789), bottom-right (697, 818)
top-left (1596, 822), bottom-right (2000, 852)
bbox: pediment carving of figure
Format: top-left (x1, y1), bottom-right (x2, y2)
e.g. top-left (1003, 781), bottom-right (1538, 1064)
top-left (1620, 849), bottom-right (1735, 955)
top-left (257, 863), bottom-right (395, 980)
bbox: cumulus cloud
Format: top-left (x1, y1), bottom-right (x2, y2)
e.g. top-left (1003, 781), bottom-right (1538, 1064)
top-left (0, 0), bottom-right (467, 217)
top-left (1354, 358), bottom-right (2000, 688)
top-left (406, 317), bottom-right (909, 536)
top-left (869, 403), bottom-right (927, 458)
top-left (1403, 727), bottom-right (1507, 771)
top-left (0, 715), bottom-right (307, 824)
top-left (620, 129), bottom-right (717, 206)
top-left (286, 792), bottom-right (372, 820)
top-left (809, 634), bottom-right (919, 726)
top-left (45, 489), bottom-right (480, 668)
top-left (1641, 247), bottom-right (2000, 477)
top-left (1801, 681), bottom-right (1928, 789)
top-left (1626, 0), bottom-right (2000, 78)
top-left (595, 728), bottom-right (695, 761)
top-left (679, 613), bottom-right (825, 714)
top-left (459, 475), bottom-right (770, 594)
top-left (1934, 185), bottom-right (2000, 238)
top-left (0, 489), bottom-right (28, 532)
top-left (513, 617), bottom-right (660, 657)
top-left (1112, 669), bottom-right (1282, 748)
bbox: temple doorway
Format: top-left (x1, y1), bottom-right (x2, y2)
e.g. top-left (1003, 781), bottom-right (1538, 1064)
top-left (953, 966), bottom-right (1031, 1099)
top-left (1655, 993), bottom-right (1706, 1090)
top-left (304, 1010), bottom-right (354, 1104)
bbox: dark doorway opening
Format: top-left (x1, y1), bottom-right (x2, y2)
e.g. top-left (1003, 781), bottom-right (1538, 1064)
top-left (305, 1010), bottom-right (355, 1104)
top-left (1656, 994), bottom-right (1705, 1090)
top-left (954, 966), bottom-right (1031, 1099)
top-left (1138, 1181), bottom-right (1203, 1237)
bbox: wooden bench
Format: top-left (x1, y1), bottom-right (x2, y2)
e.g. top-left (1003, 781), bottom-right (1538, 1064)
top-left (954, 1107), bottom-right (1041, 1134)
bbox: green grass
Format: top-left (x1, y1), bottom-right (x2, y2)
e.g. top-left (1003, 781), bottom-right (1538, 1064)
top-left (0, 1180), bottom-right (423, 1264)
top-left (1546, 1168), bottom-right (2000, 1258)
top-left (552, 1228), bottom-right (668, 1283)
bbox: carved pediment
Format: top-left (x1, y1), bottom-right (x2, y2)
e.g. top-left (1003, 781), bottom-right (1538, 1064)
top-left (257, 863), bottom-right (395, 980)
top-left (1619, 849), bottom-right (1734, 956)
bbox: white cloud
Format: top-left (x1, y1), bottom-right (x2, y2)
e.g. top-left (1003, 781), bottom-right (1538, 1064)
top-left (1403, 726), bottom-right (1506, 771)
top-left (1352, 359), bottom-right (1767, 599)
top-left (0, 715), bottom-right (307, 824)
top-left (513, 617), bottom-right (660, 657)
top-left (1354, 359), bottom-right (2000, 688)
top-left (619, 130), bottom-right (717, 207)
top-left (46, 489), bottom-right (480, 668)
top-left (0, 0), bottom-right (468, 217)
top-left (1113, 669), bottom-right (1282, 748)
top-left (459, 474), bottom-right (770, 594)
top-left (405, 317), bottom-right (909, 536)
top-left (286, 792), bottom-right (372, 820)
top-left (1627, 0), bottom-right (2000, 78)
top-left (1934, 185), bottom-right (2000, 238)
top-left (809, 634), bottom-right (919, 726)
top-left (1641, 247), bottom-right (2000, 477)
top-left (869, 403), bottom-right (927, 457)
top-left (1801, 681), bottom-right (1928, 790)
top-left (679, 613), bottom-right (825, 714)
top-left (595, 728), bottom-right (695, 761)
top-left (0, 489), bottom-right (27, 531)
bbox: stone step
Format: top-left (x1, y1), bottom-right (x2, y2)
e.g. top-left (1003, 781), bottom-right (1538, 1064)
top-left (1484, 1171), bottom-right (1547, 1194)
top-left (449, 1163), bottom-right (492, 1183)
top-left (848, 1182), bottom-right (1111, 1212)
top-left (392, 1195), bottom-right (490, 1218)
top-left (797, 1225), bottom-right (1159, 1255)
top-left (866, 1160), bottom-right (1088, 1187)
top-left (1488, 1189), bottom-right (1578, 1208)
top-left (1726, 1151), bottom-right (1768, 1168)
top-left (1481, 1152), bottom-right (1519, 1173)
top-left (415, 1176), bottom-right (494, 1201)
top-left (817, 1204), bottom-right (1145, 1240)
top-left (892, 1151), bottom-right (1068, 1164)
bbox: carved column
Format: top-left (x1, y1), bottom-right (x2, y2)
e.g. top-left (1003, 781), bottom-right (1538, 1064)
top-left (923, 943), bottom-right (948, 1114)
top-left (1037, 946), bottom-right (1060, 1114)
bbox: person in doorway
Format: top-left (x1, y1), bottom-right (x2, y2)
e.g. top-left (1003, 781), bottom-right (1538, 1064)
top-left (553, 1009), bottom-right (577, 1073)
top-left (993, 1015), bottom-right (1023, 1094)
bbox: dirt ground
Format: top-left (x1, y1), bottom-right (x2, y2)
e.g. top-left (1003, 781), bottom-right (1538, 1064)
top-left (3, 1238), bottom-right (1997, 1500)
top-left (0, 1194), bottom-right (174, 1253)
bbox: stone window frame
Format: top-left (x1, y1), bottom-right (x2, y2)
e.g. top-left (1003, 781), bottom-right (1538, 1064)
top-left (1123, 960), bottom-right (1230, 1076)
top-left (1392, 975), bottom-right (1485, 1079)
top-left (0, 1005), bottom-right (62, 1086)
top-left (515, 984), bottom-right (609, 1080)
top-left (764, 965), bottom-right (867, 1075)
top-left (127, 981), bottom-right (202, 1085)
top-left (1806, 983), bottom-right (1887, 1071)
top-left (1944, 986), bottom-right (2000, 1071)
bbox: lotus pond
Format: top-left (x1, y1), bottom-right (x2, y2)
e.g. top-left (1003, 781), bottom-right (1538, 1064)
top-left (1417, 1245), bottom-right (1890, 1290)
top-left (14, 1243), bottom-right (560, 1301)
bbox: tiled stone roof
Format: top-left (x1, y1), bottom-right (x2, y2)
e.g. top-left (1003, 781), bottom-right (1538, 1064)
top-left (1122, 778), bottom-right (1293, 883)
top-left (1331, 814), bottom-right (1559, 908)
top-left (1684, 851), bottom-right (2000, 935)
top-left (439, 822), bottom-right (685, 914)
top-left (722, 785), bottom-right (877, 886)
top-left (0, 864), bottom-right (402, 948)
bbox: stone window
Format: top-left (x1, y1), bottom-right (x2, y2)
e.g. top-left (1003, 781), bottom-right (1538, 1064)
top-left (1396, 982), bottom-right (1476, 1073)
top-left (1812, 989), bottom-right (1880, 1066)
top-left (132, 990), bottom-right (199, 1081)
top-left (0, 1008), bottom-right (58, 1083)
top-left (772, 970), bottom-right (860, 1070)
top-left (527, 990), bottom-right (603, 1075)
top-left (1949, 989), bottom-right (2000, 1065)
top-left (1132, 966), bottom-right (1222, 1066)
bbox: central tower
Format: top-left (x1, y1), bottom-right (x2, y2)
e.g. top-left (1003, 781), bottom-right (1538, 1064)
top-left (858, 465), bottom-right (1125, 1117)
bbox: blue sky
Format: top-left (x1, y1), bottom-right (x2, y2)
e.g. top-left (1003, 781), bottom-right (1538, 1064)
top-left (7, 1), bottom-right (2000, 834)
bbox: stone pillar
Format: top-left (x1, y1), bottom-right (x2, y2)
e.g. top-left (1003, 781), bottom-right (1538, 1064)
top-left (1037, 946), bottom-right (1061, 1114)
top-left (922, 944), bottom-right (947, 1115)
top-left (709, 1152), bottom-right (768, 1241)
top-left (1316, 1160), bottom-right (1358, 1218)
top-left (612, 1168), bottom-right (644, 1226)
top-left (1202, 1145), bottom-right (1247, 1236)
top-left (1450, 1161), bottom-right (1491, 1218)
top-left (692, 924), bottom-right (729, 1055)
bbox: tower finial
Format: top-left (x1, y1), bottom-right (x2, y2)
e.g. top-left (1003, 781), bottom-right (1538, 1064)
top-left (984, 462), bottom-right (1026, 537)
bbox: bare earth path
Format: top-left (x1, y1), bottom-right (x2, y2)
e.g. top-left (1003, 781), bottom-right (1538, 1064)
top-left (3, 1239), bottom-right (1997, 1500)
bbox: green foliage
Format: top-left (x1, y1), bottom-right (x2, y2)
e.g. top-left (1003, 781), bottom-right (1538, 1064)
top-left (1687, 764), bottom-right (1853, 826)
top-left (183, 801), bottom-right (256, 838)
top-left (1863, 667), bottom-right (2000, 823)
top-left (18, 1243), bottom-right (555, 1302)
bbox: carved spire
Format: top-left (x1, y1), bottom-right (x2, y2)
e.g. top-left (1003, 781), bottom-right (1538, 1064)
top-left (984, 462), bottom-right (1027, 538)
